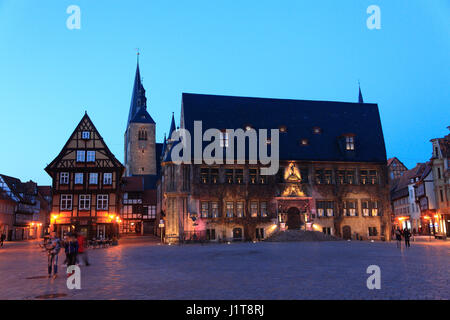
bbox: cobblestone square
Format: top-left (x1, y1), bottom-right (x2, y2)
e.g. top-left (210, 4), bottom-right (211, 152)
top-left (0, 239), bottom-right (448, 300)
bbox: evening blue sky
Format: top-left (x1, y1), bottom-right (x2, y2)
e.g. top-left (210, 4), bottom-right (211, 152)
top-left (0, 0), bottom-right (449, 185)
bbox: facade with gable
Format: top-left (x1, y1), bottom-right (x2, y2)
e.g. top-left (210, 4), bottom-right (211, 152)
top-left (45, 113), bottom-right (125, 239)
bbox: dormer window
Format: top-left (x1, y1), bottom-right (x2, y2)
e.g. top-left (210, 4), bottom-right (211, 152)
top-left (313, 127), bottom-right (322, 134)
top-left (82, 131), bottom-right (90, 140)
top-left (345, 136), bottom-right (355, 150)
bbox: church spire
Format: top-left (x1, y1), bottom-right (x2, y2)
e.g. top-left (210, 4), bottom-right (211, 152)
top-left (358, 81), bottom-right (364, 104)
top-left (127, 54), bottom-right (148, 125)
top-left (168, 112), bottom-right (176, 140)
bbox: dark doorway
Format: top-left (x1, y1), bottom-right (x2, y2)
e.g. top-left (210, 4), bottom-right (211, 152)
top-left (287, 207), bottom-right (302, 230)
top-left (342, 225), bottom-right (351, 240)
top-left (233, 228), bottom-right (243, 241)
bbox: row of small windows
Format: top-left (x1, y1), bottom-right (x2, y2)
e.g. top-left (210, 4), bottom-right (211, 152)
top-left (60, 194), bottom-right (108, 211)
top-left (218, 128), bottom-right (354, 151)
top-left (196, 200), bottom-right (381, 219)
top-left (201, 201), bottom-right (268, 218)
top-left (316, 200), bottom-right (381, 217)
top-left (76, 150), bottom-right (96, 162)
top-left (60, 172), bottom-right (112, 185)
top-left (199, 168), bottom-right (378, 185)
top-left (200, 168), bottom-right (267, 185)
top-left (121, 205), bottom-right (156, 220)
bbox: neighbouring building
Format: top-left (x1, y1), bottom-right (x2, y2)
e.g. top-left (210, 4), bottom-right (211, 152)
top-left (390, 163), bottom-right (427, 233)
top-left (387, 157), bottom-right (408, 180)
top-left (429, 127), bottom-right (450, 237)
top-left (120, 176), bottom-right (157, 235)
top-left (122, 59), bottom-right (162, 235)
top-left (0, 174), bottom-right (48, 240)
top-left (45, 113), bottom-right (125, 239)
top-left (158, 91), bottom-right (392, 243)
top-left (413, 162), bottom-right (438, 235)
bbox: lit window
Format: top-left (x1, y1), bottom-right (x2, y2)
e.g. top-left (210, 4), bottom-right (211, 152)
top-left (60, 172), bottom-right (69, 185)
top-left (76, 150), bottom-right (85, 162)
top-left (82, 131), bottom-right (90, 139)
top-left (250, 202), bottom-right (258, 217)
top-left (60, 195), bottom-right (72, 210)
top-left (279, 125), bottom-right (287, 133)
top-left (313, 127), bottom-right (322, 134)
top-left (226, 202), bottom-right (234, 217)
top-left (89, 173), bottom-right (98, 185)
top-left (345, 136), bottom-right (355, 150)
top-left (300, 139), bottom-right (309, 146)
top-left (201, 202), bottom-right (209, 218)
top-left (236, 202), bottom-right (244, 217)
top-left (103, 173), bottom-right (112, 185)
top-left (97, 194), bottom-right (108, 210)
top-left (260, 202), bottom-right (267, 217)
top-left (79, 195), bottom-right (91, 210)
top-left (211, 202), bottom-right (219, 218)
top-left (86, 151), bottom-right (95, 162)
top-left (74, 173), bottom-right (83, 184)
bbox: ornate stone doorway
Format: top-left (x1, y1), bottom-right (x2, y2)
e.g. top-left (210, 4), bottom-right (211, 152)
top-left (287, 207), bottom-right (302, 230)
top-left (342, 225), bottom-right (351, 240)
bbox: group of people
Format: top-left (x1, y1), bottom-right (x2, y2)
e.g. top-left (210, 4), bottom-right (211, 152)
top-left (44, 231), bottom-right (90, 279)
top-left (394, 227), bottom-right (412, 248)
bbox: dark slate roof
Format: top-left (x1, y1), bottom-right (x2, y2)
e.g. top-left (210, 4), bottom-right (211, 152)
top-left (180, 93), bottom-right (387, 163)
top-left (131, 107), bottom-right (155, 124)
top-left (127, 63), bottom-right (155, 125)
top-left (168, 113), bottom-right (176, 140)
top-left (390, 163), bottom-right (428, 200)
top-left (0, 174), bottom-right (37, 204)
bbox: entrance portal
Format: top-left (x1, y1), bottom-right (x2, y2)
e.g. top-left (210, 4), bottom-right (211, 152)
top-left (233, 228), bottom-right (243, 241)
top-left (287, 207), bottom-right (302, 230)
top-left (342, 226), bottom-right (351, 240)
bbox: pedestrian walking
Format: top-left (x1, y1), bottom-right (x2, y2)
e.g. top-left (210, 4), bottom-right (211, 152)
top-left (64, 233), bottom-right (79, 266)
top-left (76, 233), bottom-right (90, 266)
top-left (395, 227), bottom-right (402, 248)
top-left (0, 233), bottom-right (5, 248)
top-left (403, 228), bottom-right (411, 248)
top-left (45, 232), bottom-right (61, 279)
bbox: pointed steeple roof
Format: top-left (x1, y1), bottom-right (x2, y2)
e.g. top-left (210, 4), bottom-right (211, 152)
top-left (168, 112), bottom-right (176, 140)
top-left (358, 82), bottom-right (364, 103)
top-left (127, 59), bottom-right (149, 125)
top-left (161, 133), bottom-right (167, 159)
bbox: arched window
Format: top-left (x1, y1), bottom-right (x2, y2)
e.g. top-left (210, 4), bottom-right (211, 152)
top-left (138, 129), bottom-right (147, 141)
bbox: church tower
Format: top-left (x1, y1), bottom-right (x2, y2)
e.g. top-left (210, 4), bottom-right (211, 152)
top-left (124, 58), bottom-right (156, 177)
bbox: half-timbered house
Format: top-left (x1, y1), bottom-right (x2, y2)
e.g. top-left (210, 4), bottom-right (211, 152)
top-left (45, 113), bottom-right (124, 239)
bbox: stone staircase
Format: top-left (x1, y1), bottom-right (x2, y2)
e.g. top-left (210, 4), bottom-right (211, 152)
top-left (265, 230), bottom-right (341, 242)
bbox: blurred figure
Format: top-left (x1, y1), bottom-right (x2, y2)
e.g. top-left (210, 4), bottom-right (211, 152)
top-left (77, 233), bottom-right (90, 266)
top-left (403, 228), bottom-right (411, 248)
top-left (64, 232), bottom-right (79, 266)
top-left (0, 233), bottom-right (5, 248)
top-left (395, 227), bottom-right (402, 248)
top-left (45, 232), bottom-right (61, 279)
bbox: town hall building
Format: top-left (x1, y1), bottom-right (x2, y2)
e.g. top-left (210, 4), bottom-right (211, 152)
top-left (157, 91), bottom-right (392, 243)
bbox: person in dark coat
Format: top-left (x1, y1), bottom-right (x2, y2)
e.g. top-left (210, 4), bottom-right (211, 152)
top-left (395, 227), bottom-right (402, 248)
top-left (0, 233), bottom-right (5, 247)
top-left (64, 233), bottom-right (79, 266)
top-left (403, 228), bottom-right (411, 248)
